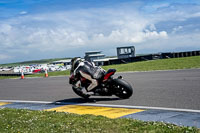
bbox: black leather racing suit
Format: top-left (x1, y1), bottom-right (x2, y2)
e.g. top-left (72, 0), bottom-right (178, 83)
top-left (73, 61), bottom-right (105, 91)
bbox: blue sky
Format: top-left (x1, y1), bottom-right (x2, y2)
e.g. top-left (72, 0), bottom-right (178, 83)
top-left (0, 0), bottom-right (200, 64)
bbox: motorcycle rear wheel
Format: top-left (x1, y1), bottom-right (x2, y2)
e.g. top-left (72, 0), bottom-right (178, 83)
top-left (113, 79), bottom-right (133, 99)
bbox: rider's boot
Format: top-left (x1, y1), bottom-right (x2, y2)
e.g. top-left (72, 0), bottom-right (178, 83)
top-left (82, 88), bottom-right (94, 95)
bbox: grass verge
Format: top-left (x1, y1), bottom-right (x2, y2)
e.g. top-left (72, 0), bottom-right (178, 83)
top-left (0, 108), bottom-right (199, 133)
top-left (0, 70), bottom-right (70, 79)
top-left (26, 70), bottom-right (70, 78)
top-left (102, 56), bottom-right (200, 72)
top-left (0, 76), bottom-right (19, 79)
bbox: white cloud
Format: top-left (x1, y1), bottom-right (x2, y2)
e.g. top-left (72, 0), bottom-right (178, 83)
top-left (0, 1), bottom-right (200, 63)
top-left (0, 7), bottom-right (169, 52)
top-left (136, 32), bottom-right (200, 54)
top-left (149, 24), bottom-right (156, 31)
top-left (91, 29), bottom-right (168, 45)
top-left (0, 24), bottom-right (12, 33)
top-left (19, 11), bottom-right (28, 15)
top-left (191, 12), bottom-right (200, 17)
top-left (172, 26), bottom-right (183, 34)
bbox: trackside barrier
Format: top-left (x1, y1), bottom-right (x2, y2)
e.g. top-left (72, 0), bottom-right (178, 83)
top-left (106, 50), bottom-right (200, 66)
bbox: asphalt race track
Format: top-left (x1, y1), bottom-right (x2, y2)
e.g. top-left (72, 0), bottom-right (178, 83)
top-left (0, 69), bottom-right (200, 110)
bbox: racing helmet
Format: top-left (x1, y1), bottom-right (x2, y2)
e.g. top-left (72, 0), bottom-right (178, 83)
top-left (71, 57), bottom-right (82, 71)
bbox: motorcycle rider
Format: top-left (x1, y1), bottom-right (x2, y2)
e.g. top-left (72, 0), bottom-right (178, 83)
top-left (70, 57), bottom-right (105, 94)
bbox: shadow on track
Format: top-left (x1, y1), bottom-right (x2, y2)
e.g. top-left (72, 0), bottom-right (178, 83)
top-left (54, 97), bottom-right (122, 105)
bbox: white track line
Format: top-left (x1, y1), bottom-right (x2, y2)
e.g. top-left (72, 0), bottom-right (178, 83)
top-left (0, 100), bottom-right (52, 104)
top-left (1, 99), bottom-right (200, 113)
top-left (80, 103), bottom-right (200, 113)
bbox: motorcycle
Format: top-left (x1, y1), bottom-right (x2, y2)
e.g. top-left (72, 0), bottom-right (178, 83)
top-left (69, 69), bottom-right (133, 99)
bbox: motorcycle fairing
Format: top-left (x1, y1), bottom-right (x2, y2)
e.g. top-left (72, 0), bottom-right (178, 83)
top-left (103, 69), bottom-right (116, 81)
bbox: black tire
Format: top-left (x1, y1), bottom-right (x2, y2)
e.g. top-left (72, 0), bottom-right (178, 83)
top-left (112, 79), bottom-right (133, 99)
top-left (72, 87), bottom-right (90, 99)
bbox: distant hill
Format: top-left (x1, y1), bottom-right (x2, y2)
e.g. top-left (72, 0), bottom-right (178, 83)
top-left (0, 57), bottom-right (71, 67)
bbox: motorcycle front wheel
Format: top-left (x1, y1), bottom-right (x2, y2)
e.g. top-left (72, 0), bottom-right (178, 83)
top-left (112, 79), bottom-right (133, 99)
top-left (72, 87), bottom-right (90, 99)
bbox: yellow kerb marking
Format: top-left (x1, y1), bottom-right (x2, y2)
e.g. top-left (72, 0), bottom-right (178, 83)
top-left (46, 105), bottom-right (144, 118)
top-left (0, 102), bottom-right (10, 106)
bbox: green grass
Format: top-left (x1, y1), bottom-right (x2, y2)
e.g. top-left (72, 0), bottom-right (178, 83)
top-left (102, 56), bottom-right (200, 72)
top-left (26, 70), bottom-right (70, 78)
top-left (0, 108), bottom-right (199, 133)
top-left (0, 76), bottom-right (19, 79)
top-left (1, 56), bottom-right (200, 79)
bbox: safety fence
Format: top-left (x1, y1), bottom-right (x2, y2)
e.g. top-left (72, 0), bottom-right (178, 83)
top-left (104, 50), bottom-right (200, 65)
